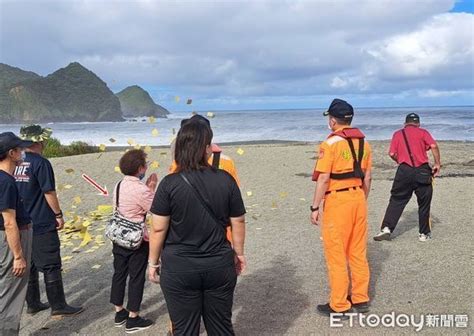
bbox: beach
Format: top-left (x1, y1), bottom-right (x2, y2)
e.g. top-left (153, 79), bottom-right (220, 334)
top-left (19, 140), bottom-right (473, 336)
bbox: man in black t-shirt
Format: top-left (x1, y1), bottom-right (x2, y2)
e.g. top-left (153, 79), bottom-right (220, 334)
top-left (15, 125), bottom-right (82, 317)
top-left (0, 132), bottom-right (33, 335)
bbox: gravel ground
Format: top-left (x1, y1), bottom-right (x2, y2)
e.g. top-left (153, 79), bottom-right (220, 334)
top-left (18, 141), bottom-right (473, 336)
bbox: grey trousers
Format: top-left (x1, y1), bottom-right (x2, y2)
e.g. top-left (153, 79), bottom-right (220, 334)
top-left (0, 227), bottom-right (33, 336)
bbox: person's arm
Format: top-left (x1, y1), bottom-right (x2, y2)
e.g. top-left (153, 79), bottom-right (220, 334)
top-left (44, 191), bottom-right (64, 230)
top-left (388, 132), bottom-right (399, 163)
top-left (148, 214), bottom-right (170, 283)
top-left (2, 209), bottom-right (26, 277)
top-left (310, 172), bottom-right (330, 226)
top-left (430, 144), bottom-right (441, 177)
top-left (230, 215), bottom-right (246, 275)
top-left (363, 168), bottom-right (372, 199)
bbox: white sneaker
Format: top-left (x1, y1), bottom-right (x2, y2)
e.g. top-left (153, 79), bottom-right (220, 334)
top-left (373, 227), bottom-right (391, 241)
top-left (418, 233), bottom-right (432, 242)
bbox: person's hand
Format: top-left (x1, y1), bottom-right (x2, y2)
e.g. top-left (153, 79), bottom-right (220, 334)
top-left (146, 173), bottom-right (158, 191)
top-left (432, 164), bottom-right (441, 177)
top-left (310, 210), bottom-right (321, 226)
top-left (235, 255), bottom-right (246, 276)
top-left (148, 266), bottom-right (160, 284)
top-left (13, 256), bottom-right (27, 277)
top-left (56, 217), bottom-right (65, 230)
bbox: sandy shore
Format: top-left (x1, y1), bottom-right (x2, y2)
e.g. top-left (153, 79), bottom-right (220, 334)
top-left (19, 141), bottom-right (473, 335)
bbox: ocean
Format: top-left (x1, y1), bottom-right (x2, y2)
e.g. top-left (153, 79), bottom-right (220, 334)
top-left (1, 106), bottom-right (472, 146)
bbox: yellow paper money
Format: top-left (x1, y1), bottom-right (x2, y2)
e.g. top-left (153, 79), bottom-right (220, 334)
top-left (151, 128), bottom-right (159, 137)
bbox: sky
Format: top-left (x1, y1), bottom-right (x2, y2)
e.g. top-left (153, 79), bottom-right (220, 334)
top-left (0, 0), bottom-right (473, 111)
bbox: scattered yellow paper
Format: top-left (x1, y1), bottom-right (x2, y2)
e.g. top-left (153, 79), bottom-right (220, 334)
top-left (150, 161), bottom-right (160, 169)
top-left (148, 116), bottom-right (156, 123)
top-left (134, 144), bottom-right (141, 150)
top-left (279, 192), bottom-right (288, 198)
top-left (175, 96), bottom-right (180, 103)
top-left (64, 184), bottom-right (73, 189)
top-left (97, 205), bottom-right (113, 214)
top-left (237, 148), bottom-right (244, 156)
top-left (99, 144), bottom-right (106, 152)
top-left (82, 220), bottom-right (91, 227)
top-left (65, 168), bottom-right (74, 174)
top-left (79, 231), bottom-right (92, 247)
top-left (207, 112), bottom-right (215, 118)
top-left (271, 201), bottom-right (278, 209)
top-left (127, 138), bottom-right (136, 146)
top-left (246, 191), bottom-right (253, 197)
top-left (62, 256), bottom-right (73, 261)
top-left (73, 196), bottom-right (82, 204)
top-left (299, 198), bottom-right (306, 201)
top-left (151, 128), bottom-right (159, 137)
top-left (114, 166), bottom-right (121, 173)
top-left (91, 264), bottom-right (101, 269)
top-left (144, 146), bottom-right (152, 154)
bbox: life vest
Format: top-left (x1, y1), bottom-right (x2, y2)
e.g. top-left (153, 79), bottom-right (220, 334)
top-left (313, 128), bottom-right (366, 182)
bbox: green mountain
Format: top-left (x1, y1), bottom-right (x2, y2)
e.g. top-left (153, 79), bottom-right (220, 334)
top-left (0, 62), bottom-right (123, 122)
top-left (116, 85), bottom-right (169, 118)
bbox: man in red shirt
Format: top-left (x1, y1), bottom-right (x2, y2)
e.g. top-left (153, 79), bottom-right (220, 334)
top-left (374, 113), bottom-right (441, 242)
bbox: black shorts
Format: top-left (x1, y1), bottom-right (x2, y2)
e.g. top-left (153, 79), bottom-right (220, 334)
top-left (31, 230), bottom-right (61, 273)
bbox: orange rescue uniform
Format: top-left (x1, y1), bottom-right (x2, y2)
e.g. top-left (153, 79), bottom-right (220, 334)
top-left (313, 127), bottom-right (372, 312)
top-left (169, 146), bottom-right (240, 243)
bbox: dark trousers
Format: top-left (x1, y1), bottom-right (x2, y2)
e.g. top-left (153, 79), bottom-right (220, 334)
top-left (160, 265), bottom-right (237, 336)
top-left (382, 163), bottom-right (433, 235)
top-left (110, 242), bottom-right (149, 312)
top-left (31, 230), bottom-right (62, 275)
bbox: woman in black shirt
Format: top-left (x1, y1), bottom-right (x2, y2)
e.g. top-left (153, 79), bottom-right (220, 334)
top-left (148, 118), bottom-right (246, 336)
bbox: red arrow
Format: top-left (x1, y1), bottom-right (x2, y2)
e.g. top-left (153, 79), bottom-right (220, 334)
top-left (81, 174), bottom-right (109, 196)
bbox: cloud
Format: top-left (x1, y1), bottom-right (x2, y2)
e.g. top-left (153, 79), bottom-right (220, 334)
top-left (0, 0), bottom-right (472, 108)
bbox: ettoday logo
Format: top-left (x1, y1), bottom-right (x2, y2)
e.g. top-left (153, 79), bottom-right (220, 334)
top-left (330, 312), bottom-right (469, 331)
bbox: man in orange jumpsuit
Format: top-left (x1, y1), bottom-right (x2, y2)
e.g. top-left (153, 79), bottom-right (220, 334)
top-left (310, 99), bottom-right (372, 317)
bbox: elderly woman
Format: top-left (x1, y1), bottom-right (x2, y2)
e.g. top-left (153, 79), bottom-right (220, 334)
top-left (110, 149), bottom-right (157, 333)
top-left (148, 119), bottom-right (246, 335)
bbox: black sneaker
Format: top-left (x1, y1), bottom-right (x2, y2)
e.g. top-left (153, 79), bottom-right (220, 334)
top-left (317, 303), bottom-right (352, 319)
top-left (125, 316), bottom-right (154, 333)
top-left (114, 309), bottom-right (129, 327)
top-left (348, 296), bottom-right (370, 313)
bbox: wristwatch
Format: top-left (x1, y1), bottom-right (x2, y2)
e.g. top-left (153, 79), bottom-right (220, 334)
top-left (54, 210), bottom-right (63, 219)
top-left (310, 206), bottom-right (319, 212)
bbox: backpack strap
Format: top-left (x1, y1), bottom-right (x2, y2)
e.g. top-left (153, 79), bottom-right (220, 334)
top-left (115, 181), bottom-right (122, 211)
top-left (212, 151), bottom-right (221, 169)
top-left (401, 129), bottom-right (416, 166)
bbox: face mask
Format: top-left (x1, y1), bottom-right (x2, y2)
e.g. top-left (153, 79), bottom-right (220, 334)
top-left (138, 173), bottom-right (145, 180)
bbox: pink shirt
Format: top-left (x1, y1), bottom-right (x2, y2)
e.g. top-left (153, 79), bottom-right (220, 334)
top-left (389, 125), bottom-right (436, 167)
top-left (113, 176), bottom-right (155, 240)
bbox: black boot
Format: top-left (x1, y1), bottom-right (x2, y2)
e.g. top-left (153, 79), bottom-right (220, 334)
top-left (26, 269), bottom-right (50, 315)
top-left (44, 270), bottom-right (84, 317)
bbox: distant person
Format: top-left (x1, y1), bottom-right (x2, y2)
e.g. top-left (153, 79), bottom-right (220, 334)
top-left (14, 125), bottom-right (83, 317)
top-left (148, 120), bottom-right (246, 335)
top-left (310, 99), bottom-right (372, 317)
top-left (110, 149), bottom-right (157, 333)
top-left (0, 132), bottom-right (33, 336)
top-left (374, 113), bottom-right (441, 242)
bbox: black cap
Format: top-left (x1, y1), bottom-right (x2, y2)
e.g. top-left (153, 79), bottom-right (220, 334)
top-left (181, 114), bottom-right (211, 127)
top-left (0, 132), bottom-right (34, 155)
top-left (323, 99), bottom-right (354, 119)
top-left (405, 113), bottom-right (420, 123)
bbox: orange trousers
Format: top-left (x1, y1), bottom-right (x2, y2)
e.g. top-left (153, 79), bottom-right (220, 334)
top-left (322, 188), bottom-right (370, 312)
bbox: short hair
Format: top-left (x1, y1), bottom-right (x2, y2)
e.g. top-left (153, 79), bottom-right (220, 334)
top-left (175, 120), bottom-right (213, 172)
top-left (119, 149), bottom-right (147, 176)
top-left (0, 152), bottom-right (7, 161)
top-left (333, 116), bottom-right (352, 126)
